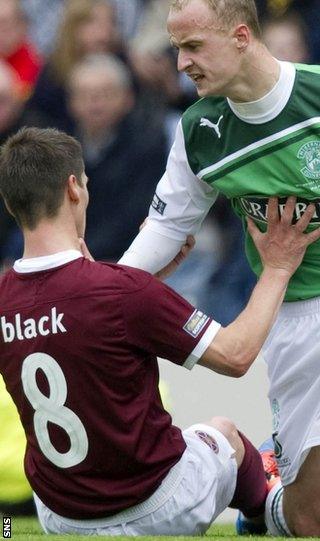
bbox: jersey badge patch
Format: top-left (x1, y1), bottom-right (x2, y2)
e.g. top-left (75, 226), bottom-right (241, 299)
top-left (151, 193), bottom-right (167, 215)
top-left (297, 141), bottom-right (320, 181)
top-left (183, 309), bottom-right (209, 337)
top-left (195, 430), bottom-right (219, 453)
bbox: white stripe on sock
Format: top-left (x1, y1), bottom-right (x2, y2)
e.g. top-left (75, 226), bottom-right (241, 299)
top-left (265, 481), bottom-right (292, 536)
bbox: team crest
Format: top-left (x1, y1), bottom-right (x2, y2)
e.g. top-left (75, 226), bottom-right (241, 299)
top-left (297, 141), bottom-right (320, 180)
top-left (195, 431), bottom-right (219, 453)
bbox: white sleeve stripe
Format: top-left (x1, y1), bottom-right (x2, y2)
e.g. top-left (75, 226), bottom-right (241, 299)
top-left (183, 320), bottom-right (221, 370)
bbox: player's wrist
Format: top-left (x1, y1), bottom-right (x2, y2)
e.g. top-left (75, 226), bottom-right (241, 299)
top-left (261, 265), bottom-right (292, 282)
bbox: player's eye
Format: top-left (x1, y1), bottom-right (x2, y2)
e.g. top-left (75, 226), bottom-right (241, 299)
top-left (186, 44), bottom-right (200, 52)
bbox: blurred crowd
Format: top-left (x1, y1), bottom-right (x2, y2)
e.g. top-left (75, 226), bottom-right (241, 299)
top-left (0, 0), bottom-right (320, 512)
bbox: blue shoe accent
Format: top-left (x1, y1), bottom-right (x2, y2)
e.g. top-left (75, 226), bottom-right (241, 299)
top-left (236, 512), bottom-right (267, 535)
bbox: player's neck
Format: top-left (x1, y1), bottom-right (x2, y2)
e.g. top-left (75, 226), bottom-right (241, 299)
top-left (22, 218), bottom-right (80, 259)
top-left (227, 46), bottom-right (281, 103)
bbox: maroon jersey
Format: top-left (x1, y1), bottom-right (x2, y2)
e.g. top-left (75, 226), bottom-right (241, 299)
top-left (0, 254), bottom-right (217, 519)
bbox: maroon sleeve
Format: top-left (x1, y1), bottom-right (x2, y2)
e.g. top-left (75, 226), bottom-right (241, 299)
top-left (121, 274), bottom-right (213, 365)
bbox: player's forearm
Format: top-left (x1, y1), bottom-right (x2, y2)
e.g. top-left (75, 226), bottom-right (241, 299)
top-left (199, 266), bottom-right (289, 376)
top-left (118, 225), bottom-right (185, 273)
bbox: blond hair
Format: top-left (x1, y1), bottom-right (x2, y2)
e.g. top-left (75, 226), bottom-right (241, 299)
top-left (170, 0), bottom-right (261, 38)
top-left (50, 0), bottom-right (117, 85)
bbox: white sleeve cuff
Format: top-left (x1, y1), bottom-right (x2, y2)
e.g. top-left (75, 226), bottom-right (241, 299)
top-left (183, 320), bottom-right (221, 370)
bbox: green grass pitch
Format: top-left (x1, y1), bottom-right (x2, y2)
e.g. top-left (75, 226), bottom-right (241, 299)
top-left (4, 517), bottom-right (307, 540)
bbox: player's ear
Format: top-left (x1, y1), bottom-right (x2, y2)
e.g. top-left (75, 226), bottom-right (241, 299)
top-left (233, 23), bottom-right (250, 52)
top-left (67, 174), bottom-right (80, 204)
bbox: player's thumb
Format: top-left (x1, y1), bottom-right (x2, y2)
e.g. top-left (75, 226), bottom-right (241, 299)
top-left (246, 216), bottom-right (260, 242)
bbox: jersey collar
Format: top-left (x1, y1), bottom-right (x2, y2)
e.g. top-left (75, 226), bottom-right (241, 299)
top-left (13, 250), bottom-right (83, 273)
top-left (227, 60), bottom-right (296, 124)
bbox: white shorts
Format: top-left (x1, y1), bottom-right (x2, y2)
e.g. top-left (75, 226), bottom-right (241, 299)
top-left (34, 424), bottom-right (237, 536)
top-left (263, 296), bottom-right (320, 485)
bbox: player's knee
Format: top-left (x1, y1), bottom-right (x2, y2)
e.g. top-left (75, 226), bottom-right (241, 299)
top-left (209, 416), bottom-right (240, 449)
top-left (285, 492), bottom-right (320, 537)
top-left (289, 510), bottom-right (320, 537)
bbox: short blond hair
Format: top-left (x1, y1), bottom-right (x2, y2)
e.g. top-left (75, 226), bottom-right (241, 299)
top-left (50, 0), bottom-right (117, 85)
top-left (170, 0), bottom-right (261, 38)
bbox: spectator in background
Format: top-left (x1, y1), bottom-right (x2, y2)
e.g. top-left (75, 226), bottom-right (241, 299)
top-left (27, 0), bottom-right (129, 133)
top-left (20, 0), bottom-right (66, 59)
top-left (0, 0), bottom-right (42, 100)
top-left (67, 53), bottom-right (167, 261)
top-left (21, 0), bottom-right (145, 59)
top-left (0, 62), bottom-right (24, 143)
top-left (262, 10), bottom-right (311, 63)
top-left (294, 0), bottom-right (320, 62)
top-left (130, 1), bottom-right (175, 94)
top-left (0, 60), bottom-right (47, 268)
top-left (129, 0), bottom-right (197, 143)
top-left (0, 62), bottom-right (23, 265)
top-left (256, 0), bottom-right (320, 62)
top-left (111, 0), bottom-right (144, 42)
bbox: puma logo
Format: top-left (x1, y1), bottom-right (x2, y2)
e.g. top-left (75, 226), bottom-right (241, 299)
top-left (200, 116), bottom-right (223, 139)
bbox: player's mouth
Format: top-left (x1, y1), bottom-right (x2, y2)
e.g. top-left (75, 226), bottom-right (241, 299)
top-left (188, 74), bottom-right (205, 84)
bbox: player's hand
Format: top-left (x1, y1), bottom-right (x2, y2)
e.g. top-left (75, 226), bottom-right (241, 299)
top-left (139, 218), bottom-right (150, 231)
top-left (79, 238), bottom-right (95, 261)
top-left (247, 196), bottom-right (320, 277)
top-left (154, 235), bottom-right (195, 280)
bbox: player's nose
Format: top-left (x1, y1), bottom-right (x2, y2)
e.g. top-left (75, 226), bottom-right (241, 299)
top-left (177, 50), bottom-right (193, 72)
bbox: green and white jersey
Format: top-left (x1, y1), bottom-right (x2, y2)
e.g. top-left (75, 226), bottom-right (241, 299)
top-left (148, 61), bottom-right (320, 301)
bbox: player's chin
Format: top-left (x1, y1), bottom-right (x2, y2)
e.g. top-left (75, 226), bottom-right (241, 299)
top-left (195, 84), bottom-right (210, 98)
top-left (198, 90), bottom-right (210, 99)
